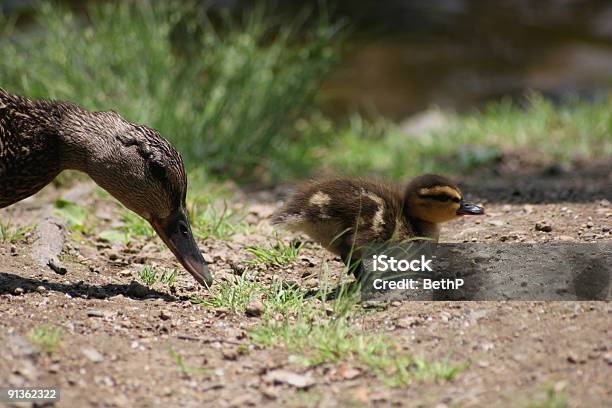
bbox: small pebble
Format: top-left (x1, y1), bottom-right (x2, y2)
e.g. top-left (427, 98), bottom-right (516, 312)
top-left (14, 287), bottom-right (24, 295)
top-left (558, 235), bottom-right (575, 241)
top-left (81, 347), bottom-right (104, 363)
top-left (222, 349), bottom-right (238, 361)
top-left (535, 223), bottom-right (552, 233)
top-left (245, 300), bottom-right (265, 317)
top-left (261, 386), bottom-right (279, 400)
top-left (87, 310), bottom-right (106, 318)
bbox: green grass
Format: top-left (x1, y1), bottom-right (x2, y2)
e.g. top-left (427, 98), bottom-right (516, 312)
top-left (191, 273), bottom-right (259, 312)
top-left (2, 1), bottom-right (608, 186)
top-left (188, 261), bottom-right (466, 387)
top-left (254, 321), bottom-right (465, 387)
top-left (2, 2), bottom-right (606, 185)
top-left (525, 386), bottom-right (568, 408)
top-left (0, 220), bottom-right (34, 243)
top-left (98, 207), bottom-right (156, 244)
top-left (168, 348), bottom-right (209, 376)
top-left (138, 265), bottom-right (158, 286)
top-left (246, 265), bottom-right (465, 387)
top-left (119, 209), bottom-right (156, 238)
top-left (28, 325), bottom-right (62, 354)
top-left (53, 198), bottom-right (92, 234)
top-left (160, 268), bottom-right (179, 286)
top-left (260, 278), bottom-right (306, 317)
top-left (191, 200), bottom-right (247, 240)
top-left (314, 95), bottom-right (612, 181)
top-left (0, 1), bottom-right (340, 181)
top-left (97, 229), bottom-right (132, 245)
top-left (138, 264), bottom-right (178, 287)
top-left (251, 298), bottom-right (466, 387)
top-left (245, 238), bottom-right (304, 266)
top-left (186, 183), bottom-right (249, 240)
top-left (284, 391), bottom-right (324, 407)
top-left (97, 186), bottom-right (245, 243)
top-left (191, 275), bottom-right (305, 316)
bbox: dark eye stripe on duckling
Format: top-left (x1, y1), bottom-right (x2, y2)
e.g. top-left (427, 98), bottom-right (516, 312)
top-left (418, 186), bottom-right (462, 202)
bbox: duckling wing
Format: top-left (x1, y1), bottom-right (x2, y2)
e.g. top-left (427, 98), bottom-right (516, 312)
top-left (272, 179), bottom-right (403, 257)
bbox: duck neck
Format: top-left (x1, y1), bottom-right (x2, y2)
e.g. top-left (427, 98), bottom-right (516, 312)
top-left (408, 217), bottom-right (440, 241)
top-left (57, 105), bottom-right (132, 175)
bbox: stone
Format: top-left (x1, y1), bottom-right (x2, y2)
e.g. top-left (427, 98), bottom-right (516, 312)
top-left (82, 347), bottom-right (104, 363)
top-left (245, 300), bottom-right (265, 317)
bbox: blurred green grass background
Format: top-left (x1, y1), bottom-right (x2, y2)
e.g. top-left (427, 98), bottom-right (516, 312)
top-left (1, 1), bottom-right (611, 186)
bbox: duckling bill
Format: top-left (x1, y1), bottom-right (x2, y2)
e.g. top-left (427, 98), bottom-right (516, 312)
top-left (0, 89), bottom-right (212, 287)
top-left (272, 174), bottom-right (484, 269)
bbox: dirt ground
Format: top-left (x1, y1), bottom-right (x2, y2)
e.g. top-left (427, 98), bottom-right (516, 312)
top-left (1, 160), bottom-right (611, 407)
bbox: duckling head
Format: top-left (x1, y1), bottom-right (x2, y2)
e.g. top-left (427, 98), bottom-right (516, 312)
top-left (65, 112), bottom-right (212, 287)
top-left (403, 174), bottom-right (484, 224)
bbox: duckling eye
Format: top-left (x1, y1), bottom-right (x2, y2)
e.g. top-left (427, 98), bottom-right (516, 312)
top-left (452, 197), bottom-right (461, 203)
top-left (421, 194), bottom-right (452, 202)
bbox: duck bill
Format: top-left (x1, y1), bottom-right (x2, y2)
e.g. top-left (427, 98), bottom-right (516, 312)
top-left (457, 201), bottom-right (485, 216)
top-left (151, 210), bottom-right (213, 288)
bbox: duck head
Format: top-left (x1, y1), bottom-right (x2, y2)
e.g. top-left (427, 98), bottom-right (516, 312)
top-left (64, 110), bottom-right (212, 287)
top-left (403, 174), bottom-right (484, 224)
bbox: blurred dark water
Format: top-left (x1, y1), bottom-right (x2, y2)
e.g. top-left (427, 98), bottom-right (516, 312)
top-left (317, 0), bottom-right (612, 118)
top-left (4, 0), bottom-right (612, 119)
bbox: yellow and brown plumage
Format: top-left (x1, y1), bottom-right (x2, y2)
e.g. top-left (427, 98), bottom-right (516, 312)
top-left (0, 88), bottom-right (212, 287)
top-left (272, 174), bottom-right (484, 267)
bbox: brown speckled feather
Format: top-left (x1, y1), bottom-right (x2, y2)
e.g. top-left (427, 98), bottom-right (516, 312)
top-left (0, 89), bottom-right (63, 207)
top-left (272, 179), bottom-right (414, 261)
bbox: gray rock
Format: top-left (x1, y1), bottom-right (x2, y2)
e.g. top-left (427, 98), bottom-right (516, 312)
top-left (264, 369), bottom-right (315, 389)
top-left (7, 335), bottom-right (39, 360)
top-left (31, 216), bottom-right (67, 274)
top-left (82, 347), bottom-right (104, 363)
top-left (87, 310), bottom-right (105, 318)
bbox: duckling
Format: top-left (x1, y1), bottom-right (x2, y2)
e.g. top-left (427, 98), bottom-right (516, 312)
top-left (0, 89), bottom-right (212, 287)
top-left (272, 174), bottom-right (484, 271)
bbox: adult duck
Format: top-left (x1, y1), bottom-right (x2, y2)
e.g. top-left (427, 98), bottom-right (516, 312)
top-left (0, 88), bottom-right (212, 287)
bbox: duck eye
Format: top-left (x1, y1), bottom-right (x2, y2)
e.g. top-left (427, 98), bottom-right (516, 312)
top-left (452, 197), bottom-right (461, 203)
top-left (178, 221), bottom-right (189, 237)
top-left (149, 160), bottom-right (167, 181)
